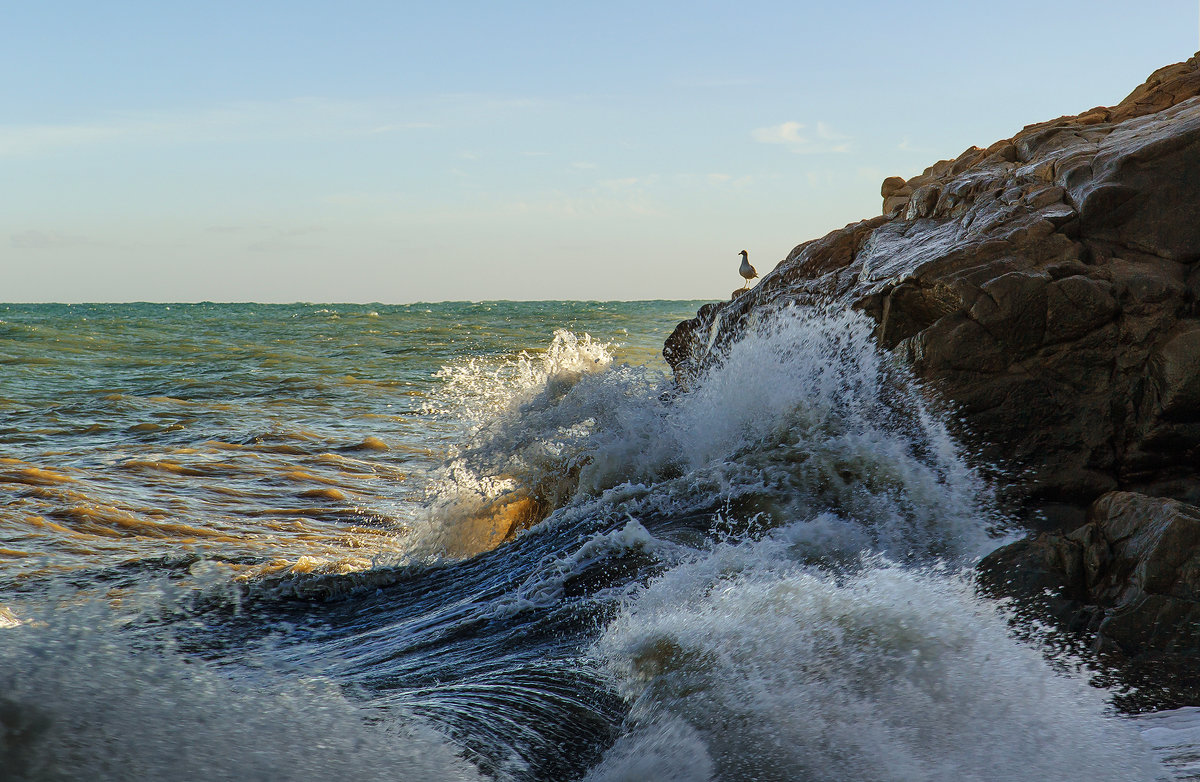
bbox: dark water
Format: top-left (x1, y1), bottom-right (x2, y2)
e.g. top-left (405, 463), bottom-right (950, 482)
top-left (0, 301), bottom-right (1184, 781)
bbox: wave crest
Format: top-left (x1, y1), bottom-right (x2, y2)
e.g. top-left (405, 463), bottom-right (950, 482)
top-left (422, 306), bottom-right (998, 563)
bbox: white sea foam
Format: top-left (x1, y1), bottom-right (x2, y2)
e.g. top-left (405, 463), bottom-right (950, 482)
top-left (0, 600), bottom-right (485, 782)
top-left (1136, 708), bottom-right (1200, 780)
top-left (582, 716), bottom-right (715, 782)
top-left (502, 304), bottom-right (1171, 780)
top-left (408, 330), bottom-right (622, 556)
top-left (424, 306), bottom-right (998, 563)
top-left (588, 538), bottom-right (1167, 782)
top-left (425, 329), bottom-right (616, 426)
top-left (409, 304), bottom-right (1188, 781)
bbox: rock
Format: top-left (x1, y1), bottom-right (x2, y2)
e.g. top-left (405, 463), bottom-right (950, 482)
top-left (664, 53), bottom-right (1200, 512)
top-left (881, 175), bottom-right (909, 199)
top-left (980, 492), bottom-right (1200, 656)
top-left (1154, 322), bottom-right (1200, 418)
top-left (1110, 59), bottom-right (1200, 123)
top-left (882, 195), bottom-right (909, 217)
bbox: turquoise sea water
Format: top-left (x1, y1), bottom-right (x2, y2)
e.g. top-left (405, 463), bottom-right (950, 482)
top-left (0, 301), bottom-right (1185, 780)
top-left (0, 301), bottom-right (693, 578)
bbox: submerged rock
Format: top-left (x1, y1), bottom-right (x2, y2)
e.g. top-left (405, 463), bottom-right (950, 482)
top-left (665, 53), bottom-right (1200, 515)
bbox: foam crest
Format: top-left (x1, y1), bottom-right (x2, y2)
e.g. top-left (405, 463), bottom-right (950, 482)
top-left (583, 717), bottom-right (715, 782)
top-left (427, 329), bottom-right (615, 425)
top-left (425, 306), bottom-right (996, 563)
top-left (417, 330), bottom-right (639, 556)
top-left (1136, 708), bottom-right (1200, 779)
top-left (589, 537), bottom-right (1167, 782)
top-left (649, 305), bottom-right (994, 560)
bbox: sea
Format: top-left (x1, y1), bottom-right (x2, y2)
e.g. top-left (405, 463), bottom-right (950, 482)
top-left (1, 300), bottom-right (1198, 781)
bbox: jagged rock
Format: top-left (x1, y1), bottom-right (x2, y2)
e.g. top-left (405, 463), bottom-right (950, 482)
top-left (980, 491), bottom-right (1200, 656)
top-left (664, 53), bottom-right (1200, 513)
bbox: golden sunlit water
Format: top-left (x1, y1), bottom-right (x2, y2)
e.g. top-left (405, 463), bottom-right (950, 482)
top-left (0, 301), bottom-right (695, 589)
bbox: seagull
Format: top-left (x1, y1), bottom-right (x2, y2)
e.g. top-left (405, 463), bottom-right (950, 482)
top-left (738, 250), bottom-right (757, 288)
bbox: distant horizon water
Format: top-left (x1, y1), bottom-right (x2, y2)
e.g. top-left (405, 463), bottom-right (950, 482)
top-left (2, 298), bottom-right (711, 305)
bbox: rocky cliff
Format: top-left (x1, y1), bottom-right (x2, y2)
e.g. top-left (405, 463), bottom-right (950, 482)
top-left (666, 54), bottom-right (1200, 523)
top-left (664, 55), bottom-right (1200, 670)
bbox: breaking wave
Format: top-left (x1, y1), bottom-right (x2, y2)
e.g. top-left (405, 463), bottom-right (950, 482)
top-left (424, 306), bottom-right (999, 564)
top-left (2, 302), bottom-right (1183, 780)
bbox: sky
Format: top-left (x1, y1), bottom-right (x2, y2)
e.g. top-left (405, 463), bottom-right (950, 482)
top-left (2, 1), bottom-right (1197, 303)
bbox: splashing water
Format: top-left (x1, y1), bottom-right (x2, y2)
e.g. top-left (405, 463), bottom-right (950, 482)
top-left (588, 542), bottom-right (1165, 782)
top-left (416, 329), bottom-right (621, 557)
top-left (552, 307), bottom-right (1162, 781)
top-left (426, 306), bottom-right (999, 564)
top-left (0, 598), bottom-right (486, 782)
top-left (0, 301), bottom-right (1187, 780)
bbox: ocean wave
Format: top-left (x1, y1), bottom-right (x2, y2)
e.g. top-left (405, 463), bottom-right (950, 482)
top-left (588, 539), bottom-right (1165, 781)
top-left (9, 301), bottom-right (1192, 781)
top-left (422, 306), bottom-right (1000, 564)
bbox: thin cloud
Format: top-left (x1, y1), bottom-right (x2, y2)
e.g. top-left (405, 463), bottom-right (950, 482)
top-left (816, 122), bottom-right (850, 140)
top-left (596, 174), bottom-right (659, 191)
top-left (505, 195), bottom-right (658, 219)
top-left (897, 136), bottom-right (935, 155)
top-left (599, 177), bottom-right (640, 189)
top-left (0, 95), bottom-right (536, 158)
top-left (751, 121), bottom-right (852, 154)
top-left (0, 120), bottom-right (166, 158)
top-left (856, 166), bottom-right (884, 182)
top-left (752, 121), bottom-right (807, 145)
top-left (673, 76), bottom-right (759, 88)
top-left (246, 227), bottom-right (324, 253)
top-left (433, 94), bottom-right (543, 111)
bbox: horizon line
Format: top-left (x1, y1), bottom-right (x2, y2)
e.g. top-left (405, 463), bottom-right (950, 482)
top-left (0, 298), bottom-right (714, 306)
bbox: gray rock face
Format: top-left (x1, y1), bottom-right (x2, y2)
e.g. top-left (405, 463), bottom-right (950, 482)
top-left (979, 491), bottom-right (1200, 656)
top-left (664, 54), bottom-right (1200, 512)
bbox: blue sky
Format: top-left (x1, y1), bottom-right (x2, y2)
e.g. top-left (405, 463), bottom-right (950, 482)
top-left (3, 1), bottom-right (1197, 302)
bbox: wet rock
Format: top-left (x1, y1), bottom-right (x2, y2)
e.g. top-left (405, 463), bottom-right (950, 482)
top-left (980, 492), bottom-right (1200, 656)
top-left (1154, 322), bottom-right (1200, 418)
top-left (665, 53), bottom-right (1200, 511)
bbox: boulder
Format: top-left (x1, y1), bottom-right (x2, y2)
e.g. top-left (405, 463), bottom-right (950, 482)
top-left (664, 53), bottom-right (1200, 514)
top-left (979, 491), bottom-right (1200, 657)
